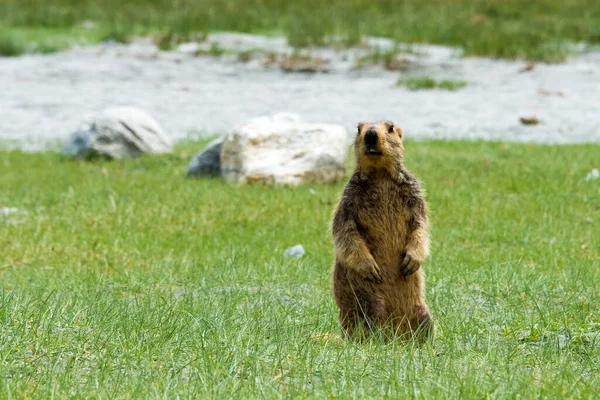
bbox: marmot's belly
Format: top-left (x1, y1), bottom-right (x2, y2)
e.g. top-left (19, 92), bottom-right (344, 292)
top-left (358, 209), bottom-right (410, 266)
top-left (369, 231), bottom-right (407, 270)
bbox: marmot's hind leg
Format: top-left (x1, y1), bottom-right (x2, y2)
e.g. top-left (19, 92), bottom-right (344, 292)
top-left (339, 298), bottom-right (387, 340)
top-left (339, 306), bottom-right (363, 339)
top-left (408, 305), bottom-right (434, 342)
top-left (334, 265), bottom-right (362, 338)
top-left (334, 266), bottom-right (387, 340)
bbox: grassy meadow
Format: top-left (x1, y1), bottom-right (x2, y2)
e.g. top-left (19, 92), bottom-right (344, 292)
top-left (1, 140), bottom-right (598, 398)
top-left (1, 0), bottom-right (600, 60)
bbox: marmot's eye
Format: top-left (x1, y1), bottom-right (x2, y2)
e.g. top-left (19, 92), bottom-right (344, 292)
top-left (388, 125), bottom-right (395, 134)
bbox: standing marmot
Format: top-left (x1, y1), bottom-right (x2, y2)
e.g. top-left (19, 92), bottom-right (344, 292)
top-left (332, 120), bottom-right (433, 341)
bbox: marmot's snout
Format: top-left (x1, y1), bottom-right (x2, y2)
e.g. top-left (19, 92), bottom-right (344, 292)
top-left (364, 129), bottom-right (382, 156)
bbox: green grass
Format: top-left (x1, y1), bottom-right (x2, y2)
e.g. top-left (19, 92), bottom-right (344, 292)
top-left (1, 0), bottom-right (600, 60)
top-left (1, 140), bottom-right (599, 398)
top-left (398, 77), bottom-right (468, 91)
top-left (0, 32), bottom-right (64, 57)
top-left (195, 43), bottom-right (227, 57)
top-left (355, 46), bottom-right (418, 70)
top-left (0, 26), bottom-right (107, 57)
top-left (99, 24), bottom-right (133, 44)
top-left (0, 33), bottom-right (27, 56)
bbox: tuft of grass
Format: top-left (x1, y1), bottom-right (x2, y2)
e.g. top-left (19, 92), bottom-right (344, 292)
top-left (1, 140), bottom-right (599, 398)
top-left (397, 77), bottom-right (468, 91)
top-left (34, 40), bottom-right (63, 54)
top-left (0, 32), bottom-right (66, 56)
top-left (0, 26), bottom-right (106, 55)
top-left (100, 24), bottom-right (132, 44)
top-left (154, 29), bottom-right (207, 51)
top-left (195, 43), bottom-right (226, 57)
top-left (236, 48), bottom-right (265, 62)
top-left (154, 32), bottom-right (177, 51)
top-left (0, 32), bottom-right (26, 56)
top-left (357, 48), bottom-right (399, 67)
top-left (237, 50), bottom-right (253, 62)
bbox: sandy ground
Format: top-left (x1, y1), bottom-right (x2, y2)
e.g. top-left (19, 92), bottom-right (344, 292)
top-left (1, 32), bottom-right (599, 150)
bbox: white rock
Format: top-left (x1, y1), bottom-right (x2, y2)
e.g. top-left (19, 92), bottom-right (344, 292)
top-left (284, 244), bottom-right (305, 258)
top-left (63, 107), bottom-right (172, 159)
top-left (585, 168), bottom-right (599, 181)
top-left (220, 113), bottom-right (348, 185)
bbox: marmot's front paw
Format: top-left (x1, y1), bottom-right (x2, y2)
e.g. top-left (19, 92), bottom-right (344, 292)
top-left (362, 259), bottom-right (384, 284)
top-left (400, 251), bottom-right (421, 276)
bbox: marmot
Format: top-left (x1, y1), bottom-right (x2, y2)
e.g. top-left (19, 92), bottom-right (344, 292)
top-left (332, 120), bottom-right (433, 341)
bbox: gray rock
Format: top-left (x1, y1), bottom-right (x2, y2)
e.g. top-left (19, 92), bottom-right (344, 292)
top-left (186, 138), bottom-right (223, 178)
top-left (284, 244), bottom-right (305, 258)
top-left (63, 128), bottom-right (93, 158)
top-left (63, 106), bottom-right (172, 159)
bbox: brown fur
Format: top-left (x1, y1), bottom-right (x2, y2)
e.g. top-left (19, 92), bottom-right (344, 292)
top-left (331, 120), bottom-right (433, 341)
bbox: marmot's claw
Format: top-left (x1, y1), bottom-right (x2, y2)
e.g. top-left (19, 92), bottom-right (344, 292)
top-left (364, 262), bottom-right (384, 284)
top-left (400, 251), bottom-right (421, 276)
top-left (365, 273), bottom-right (384, 284)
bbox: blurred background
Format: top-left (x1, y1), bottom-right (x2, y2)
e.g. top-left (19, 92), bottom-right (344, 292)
top-left (1, 0), bottom-right (600, 147)
top-left (2, 0), bottom-right (599, 58)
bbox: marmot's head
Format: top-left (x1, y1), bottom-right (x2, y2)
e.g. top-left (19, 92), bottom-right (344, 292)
top-left (355, 120), bottom-right (404, 174)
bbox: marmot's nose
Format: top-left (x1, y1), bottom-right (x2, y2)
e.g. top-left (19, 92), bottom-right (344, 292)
top-left (364, 130), bottom-right (378, 146)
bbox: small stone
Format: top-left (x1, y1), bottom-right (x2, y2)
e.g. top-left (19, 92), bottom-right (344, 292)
top-left (519, 62), bottom-right (535, 73)
top-left (585, 168), bottom-right (599, 181)
top-left (557, 334), bottom-right (570, 349)
top-left (280, 55), bottom-right (329, 73)
top-left (520, 116), bottom-right (540, 125)
top-left (384, 57), bottom-right (412, 72)
top-left (538, 89), bottom-right (564, 97)
top-left (284, 245), bottom-right (305, 258)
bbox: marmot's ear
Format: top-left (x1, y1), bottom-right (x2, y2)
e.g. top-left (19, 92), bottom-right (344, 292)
top-left (394, 125), bottom-right (403, 138)
top-left (357, 121), bottom-right (366, 134)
